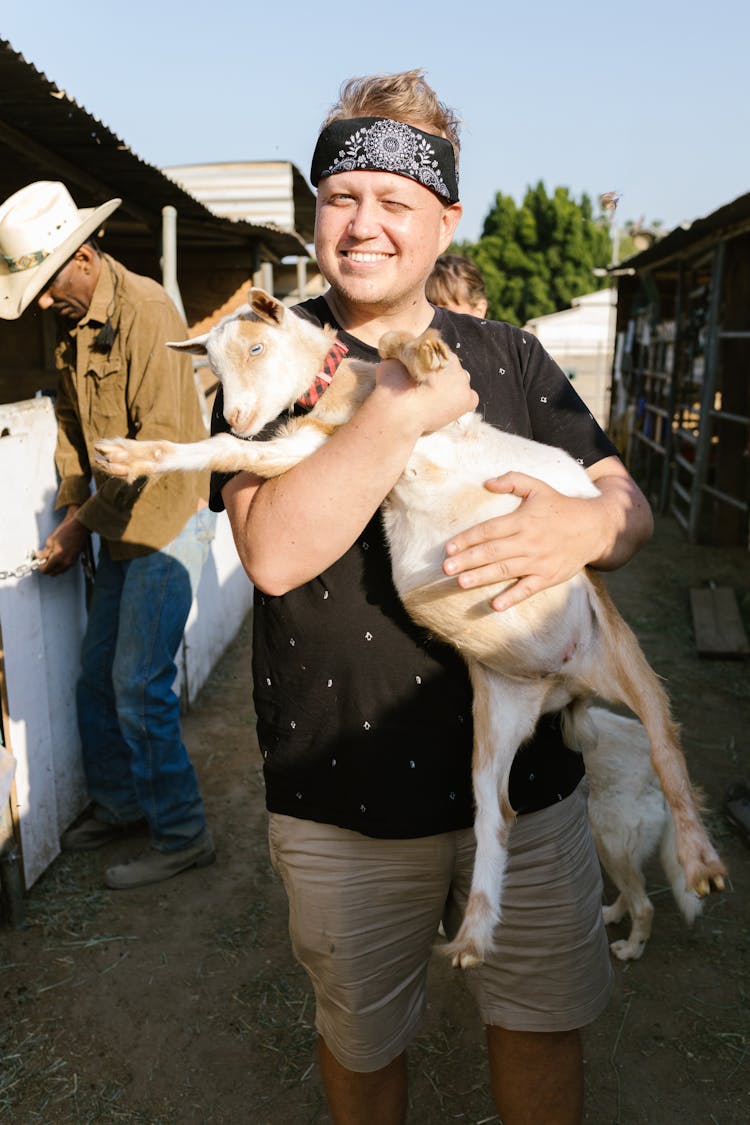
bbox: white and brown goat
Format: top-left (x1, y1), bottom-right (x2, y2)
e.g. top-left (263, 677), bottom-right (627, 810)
top-left (96, 289), bottom-right (725, 968)
top-left (578, 707), bottom-right (706, 961)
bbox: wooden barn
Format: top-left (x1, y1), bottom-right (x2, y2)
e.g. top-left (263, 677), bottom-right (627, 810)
top-left (609, 192), bottom-right (750, 549)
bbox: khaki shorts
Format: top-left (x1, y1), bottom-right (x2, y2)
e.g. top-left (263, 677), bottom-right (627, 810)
top-left (268, 781), bottom-right (613, 1073)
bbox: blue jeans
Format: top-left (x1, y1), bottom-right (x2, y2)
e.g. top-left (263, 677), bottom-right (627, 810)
top-left (76, 508), bottom-right (217, 851)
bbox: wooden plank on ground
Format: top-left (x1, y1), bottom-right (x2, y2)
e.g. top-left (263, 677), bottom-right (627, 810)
top-left (690, 585), bottom-right (750, 657)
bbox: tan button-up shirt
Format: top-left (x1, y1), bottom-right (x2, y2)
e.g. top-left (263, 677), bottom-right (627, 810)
top-left (53, 255), bottom-right (209, 559)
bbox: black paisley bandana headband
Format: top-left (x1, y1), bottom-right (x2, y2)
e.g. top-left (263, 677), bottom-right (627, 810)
top-left (310, 117), bottom-right (459, 204)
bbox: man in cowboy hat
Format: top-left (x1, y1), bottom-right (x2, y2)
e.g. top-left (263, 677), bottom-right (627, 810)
top-left (0, 180), bottom-right (216, 889)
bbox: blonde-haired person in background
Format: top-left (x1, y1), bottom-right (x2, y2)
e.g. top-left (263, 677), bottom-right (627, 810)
top-left (427, 253), bottom-right (489, 317)
top-left (212, 69), bottom-right (652, 1125)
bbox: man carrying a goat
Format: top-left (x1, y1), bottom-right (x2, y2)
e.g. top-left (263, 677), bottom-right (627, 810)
top-left (211, 71), bottom-right (653, 1124)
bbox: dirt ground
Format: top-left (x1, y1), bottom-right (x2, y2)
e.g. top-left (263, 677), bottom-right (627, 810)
top-left (2, 513), bottom-right (749, 1124)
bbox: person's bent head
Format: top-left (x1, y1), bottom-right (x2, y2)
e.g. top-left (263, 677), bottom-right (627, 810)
top-left (36, 240), bottom-right (101, 322)
top-left (0, 181), bottom-right (119, 321)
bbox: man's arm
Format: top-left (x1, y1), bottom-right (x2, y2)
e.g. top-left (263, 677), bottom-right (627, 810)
top-left (443, 455), bottom-right (653, 613)
top-left (53, 367), bottom-right (94, 511)
top-left (36, 366), bottom-right (92, 576)
top-left (76, 297), bottom-right (202, 538)
top-left (223, 353), bottom-right (478, 595)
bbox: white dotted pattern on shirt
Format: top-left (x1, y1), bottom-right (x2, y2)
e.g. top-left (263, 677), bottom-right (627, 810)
top-left (258, 521), bottom-right (473, 817)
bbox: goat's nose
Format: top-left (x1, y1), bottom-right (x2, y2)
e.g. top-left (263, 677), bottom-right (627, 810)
top-left (226, 406), bottom-right (255, 435)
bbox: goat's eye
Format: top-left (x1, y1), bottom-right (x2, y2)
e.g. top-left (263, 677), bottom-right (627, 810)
top-left (250, 343), bottom-right (264, 356)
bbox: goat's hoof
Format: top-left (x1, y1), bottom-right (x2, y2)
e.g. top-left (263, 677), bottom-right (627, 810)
top-left (95, 440), bottom-right (134, 478)
top-left (695, 872), bottom-right (725, 897)
top-left (415, 331), bottom-right (449, 373)
top-left (95, 437), bottom-right (173, 481)
top-left (451, 949), bottom-right (483, 970)
top-left (444, 934), bottom-right (485, 970)
top-left (689, 856), bottom-right (727, 897)
top-left (609, 938), bottom-right (646, 962)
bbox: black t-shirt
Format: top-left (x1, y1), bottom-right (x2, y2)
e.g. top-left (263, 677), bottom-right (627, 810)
top-left (210, 298), bottom-right (619, 838)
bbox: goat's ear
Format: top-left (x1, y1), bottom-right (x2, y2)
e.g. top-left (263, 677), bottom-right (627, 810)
top-left (166, 334), bottom-right (209, 356)
top-left (248, 287), bottom-right (285, 326)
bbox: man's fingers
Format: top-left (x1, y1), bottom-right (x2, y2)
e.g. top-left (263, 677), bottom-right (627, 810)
top-left (491, 575), bottom-right (542, 613)
top-left (454, 560), bottom-right (518, 589)
top-left (483, 472), bottom-right (539, 498)
top-left (444, 524), bottom-right (519, 574)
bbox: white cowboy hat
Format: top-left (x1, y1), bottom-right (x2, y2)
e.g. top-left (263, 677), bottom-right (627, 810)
top-left (0, 181), bottom-right (121, 320)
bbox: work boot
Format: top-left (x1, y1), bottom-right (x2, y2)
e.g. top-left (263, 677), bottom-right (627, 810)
top-left (104, 830), bottom-right (216, 889)
top-left (61, 814), bottom-right (148, 851)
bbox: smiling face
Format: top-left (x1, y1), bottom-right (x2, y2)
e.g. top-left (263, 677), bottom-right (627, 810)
top-left (314, 170), bottom-right (462, 326)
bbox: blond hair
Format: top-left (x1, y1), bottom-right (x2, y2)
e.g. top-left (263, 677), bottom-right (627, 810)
top-left (426, 255), bottom-right (487, 312)
top-left (321, 69), bottom-right (461, 164)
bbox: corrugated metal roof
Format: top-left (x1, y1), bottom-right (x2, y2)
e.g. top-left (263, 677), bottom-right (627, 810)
top-left (0, 38), bottom-right (309, 261)
top-left (615, 190), bottom-right (750, 272)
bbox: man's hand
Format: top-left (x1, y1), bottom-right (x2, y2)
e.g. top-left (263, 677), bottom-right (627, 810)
top-left (442, 459), bottom-right (652, 613)
top-left (36, 506), bottom-right (88, 576)
top-left (442, 472), bottom-right (609, 612)
top-left (375, 351), bottom-right (478, 438)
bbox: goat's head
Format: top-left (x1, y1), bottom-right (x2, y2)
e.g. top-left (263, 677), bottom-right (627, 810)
top-left (167, 288), bottom-right (325, 437)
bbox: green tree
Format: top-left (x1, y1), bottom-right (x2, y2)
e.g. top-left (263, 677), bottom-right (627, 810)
top-left (453, 183), bottom-right (613, 326)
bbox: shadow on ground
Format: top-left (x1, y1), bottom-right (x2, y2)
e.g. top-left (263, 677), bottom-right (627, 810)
top-left (1, 515), bottom-right (748, 1123)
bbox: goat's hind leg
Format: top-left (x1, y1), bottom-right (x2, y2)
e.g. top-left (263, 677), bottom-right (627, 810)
top-left (595, 838), bottom-right (654, 961)
top-left (444, 665), bottom-right (546, 970)
top-left (587, 577), bottom-right (726, 898)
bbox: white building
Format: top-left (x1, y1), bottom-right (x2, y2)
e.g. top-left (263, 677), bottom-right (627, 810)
top-left (164, 161), bottom-right (314, 235)
top-left (524, 288), bottom-right (617, 429)
top-left (164, 161), bottom-right (322, 305)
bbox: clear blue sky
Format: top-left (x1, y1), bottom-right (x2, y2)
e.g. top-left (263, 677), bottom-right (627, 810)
top-left (3, 0), bottom-right (748, 244)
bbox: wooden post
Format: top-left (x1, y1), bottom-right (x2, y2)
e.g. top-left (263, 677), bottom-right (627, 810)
top-left (689, 240), bottom-right (725, 542)
top-left (660, 263), bottom-right (684, 514)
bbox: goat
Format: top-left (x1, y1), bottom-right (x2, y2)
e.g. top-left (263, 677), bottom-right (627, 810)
top-left (95, 288), bottom-right (725, 968)
top-left (576, 707), bottom-right (704, 961)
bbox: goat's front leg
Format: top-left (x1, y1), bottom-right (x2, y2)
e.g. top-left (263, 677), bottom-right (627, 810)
top-left (95, 432), bottom-right (250, 483)
top-left (96, 422), bottom-right (328, 485)
top-left (377, 327), bottom-right (450, 384)
top-left (443, 665), bottom-right (546, 969)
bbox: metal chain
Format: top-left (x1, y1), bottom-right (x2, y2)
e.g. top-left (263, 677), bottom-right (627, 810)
top-left (0, 556), bottom-right (42, 581)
